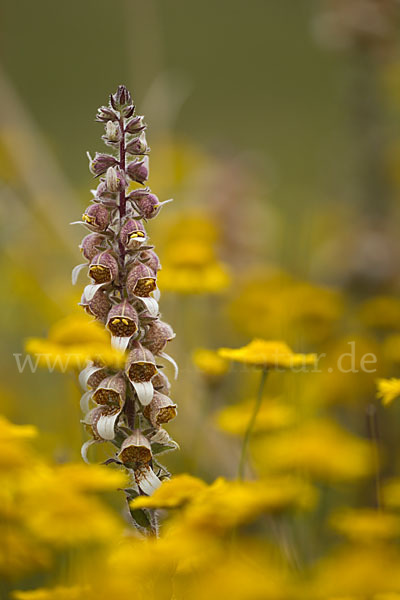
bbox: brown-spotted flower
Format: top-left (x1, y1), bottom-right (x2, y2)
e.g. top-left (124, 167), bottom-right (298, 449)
top-left (143, 391), bottom-right (177, 428)
top-left (106, 301), bottom-right (139, 351)
top-left (81, 203), bottom-right (110, 232)
top-left (80, 233), bottom-right (107, 261)
top-left (125, 341), bottom-right (157, 405)
top-left (80, 288), bottom-right (111, 322)
top-left (120, 219), bottom-right (147, 250)
top-left (92, 372), bottom-right (126, 408)
top-left (85, 251), bottom-right (119, 301)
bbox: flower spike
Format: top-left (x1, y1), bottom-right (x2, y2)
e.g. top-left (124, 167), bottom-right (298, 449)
top-left (73, 85), bottom-right (178, 532)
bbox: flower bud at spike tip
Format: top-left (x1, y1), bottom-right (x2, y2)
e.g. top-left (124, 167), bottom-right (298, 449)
top-left (125, 115), bottom-right (146, 134)
top-left (110, 85), bottom-right (133, 111)
top-left (96, 106), bottom-right (118, 122)
top-left (88, 152), bottom-right (117, 177)
top-left (75, 86), bottom-right (178, 526)
top-left (126, 156), bottom-right (149, 184)
top-left (125, 132), bottom-right (148, 156)
top-left (105, 121), bottom-right (120, 142)
top-left (105, 166), bottom-right (120, 193)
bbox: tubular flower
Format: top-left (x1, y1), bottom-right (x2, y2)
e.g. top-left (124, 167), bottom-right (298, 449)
top-left (71, 86), bottom-right (178, 531)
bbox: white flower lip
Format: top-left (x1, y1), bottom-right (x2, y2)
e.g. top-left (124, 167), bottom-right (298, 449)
top-left (72, 263), bottom-right (87, 285)
top-left (136, 465), bottom-right (161, 495)
top-left (96, 410), bottom-right (121, 440)
top-left (159, 352), bottom-right (179, 380)
top-left (132, 381), bottom-right (154, 406)
top-left (111, 335), bottom-right (132, 352)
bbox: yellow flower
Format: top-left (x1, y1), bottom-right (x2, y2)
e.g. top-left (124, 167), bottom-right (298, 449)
top-left (131, 474), bottom-right (207, 510)
top-left (158, 262), bottom-right (230, 295)
top-left (228, 271), bottom-right (343, 343)
top-left (155, 212), bottom-right (231, 295)
top-left (184, 551), bottom-right (292, 600)
top-left (0, 417), bottom-right (38, 473)
top-left (311, 544), bottom-right (400, 597)
top-left (376, 378), bottom-right (400, 406)
top-left (0, 527), bottom-right (50, 579)
top-left (215, 397), bottom-right (295, 436)
top-left (359, 296), bottom-right (400, 331)
top-left (218, 339), bottom-right (317, 370)
top-left (0, 416), bottom-right (37, 442)
top-left (192, 348), bottom-right (230, 378)
top-left (330, 509), bottom-right (400, 542)
top-left (13, 586), bottom-right (87, 600)
top-left (383, 334), bottom-right (400, 365)
top-left (164, 239), bottom-right (216, 267)
top-left (383, 478), bottom-right (400, 509)
top-left (252, 419), bottom-right (374, 482)
top-left (20, 463), bottom-right (125, 547)
top-left (25, 314), bottom-right (125, 370)
top-left (132, 475), bottom-right (316, 530)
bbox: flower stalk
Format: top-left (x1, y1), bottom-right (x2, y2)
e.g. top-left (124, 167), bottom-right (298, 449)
top-left (72, 85), bottom-right (178, 534)
top-left (238, 369), bottom-right (268, 480)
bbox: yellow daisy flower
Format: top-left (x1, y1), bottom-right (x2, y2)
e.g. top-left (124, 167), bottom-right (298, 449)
top-left (215, 397), bottom-right (295, 436)
top-left (376, 378), bottom-right (400, 406)
top-left (218, 338), bottom-right (317, 370)
top-left (25, 314), bottom-right (125, 370)
top-left (330, 508), bottom-right (400, 542)
top-left (192, 348), bottom-right (230, 378)
top-left (131, 474), bottom-right (316, 530)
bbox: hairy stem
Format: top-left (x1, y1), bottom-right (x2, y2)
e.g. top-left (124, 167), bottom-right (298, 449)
top-left (118, 116), bottom-right (127, 269)
top-left (238, 369), bottom-right (268, 480)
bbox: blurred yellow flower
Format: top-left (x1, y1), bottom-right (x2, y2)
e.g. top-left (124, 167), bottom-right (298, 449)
top-left (383, 334), bottom-right (400, 365)
top-left (25, 314), bottom-right (125, 370)
top-left (359, 296), bottom-right (400, 331)
top-left (215, 397), bottom-right (295, 436)
top-left (13, 586), bottom-right (87, 600)
top-left (164, 238), bottom-right (216, 267)
top-left (0, 416), bottom-right (38, 473)
top-left (132, 475), bottom-right (316, 530)
top-left (185, 552), bottom-right (292, 600)
top-left (383, 478), bottom-right (400, 509)
top-left (311, 544), bottom-right (400, 597)
top-left (131, 474), bottom-right (207, 509)
top-left (156, 212), bottom-right (231, 294)
top-left (0, 527), bottom-right (50, 579)
top-left (228, 272), bottom-right (343, 343)
top-left (219, 339), bottom-right (317, 370)
top-left (252, 419), bottom-right (374, 482)
top-left (158, 262), bottom-right (230, 295)
top-left (330, 508), bottom-right (400, 542)
top-left (192, 348), bottom-right (230, 378)
top-left (20, 463), bottom-right (125, 547)
top-left (376, 378), bottom-right (400, 406)
top-left (0, 416), bottom-right (37, 442)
